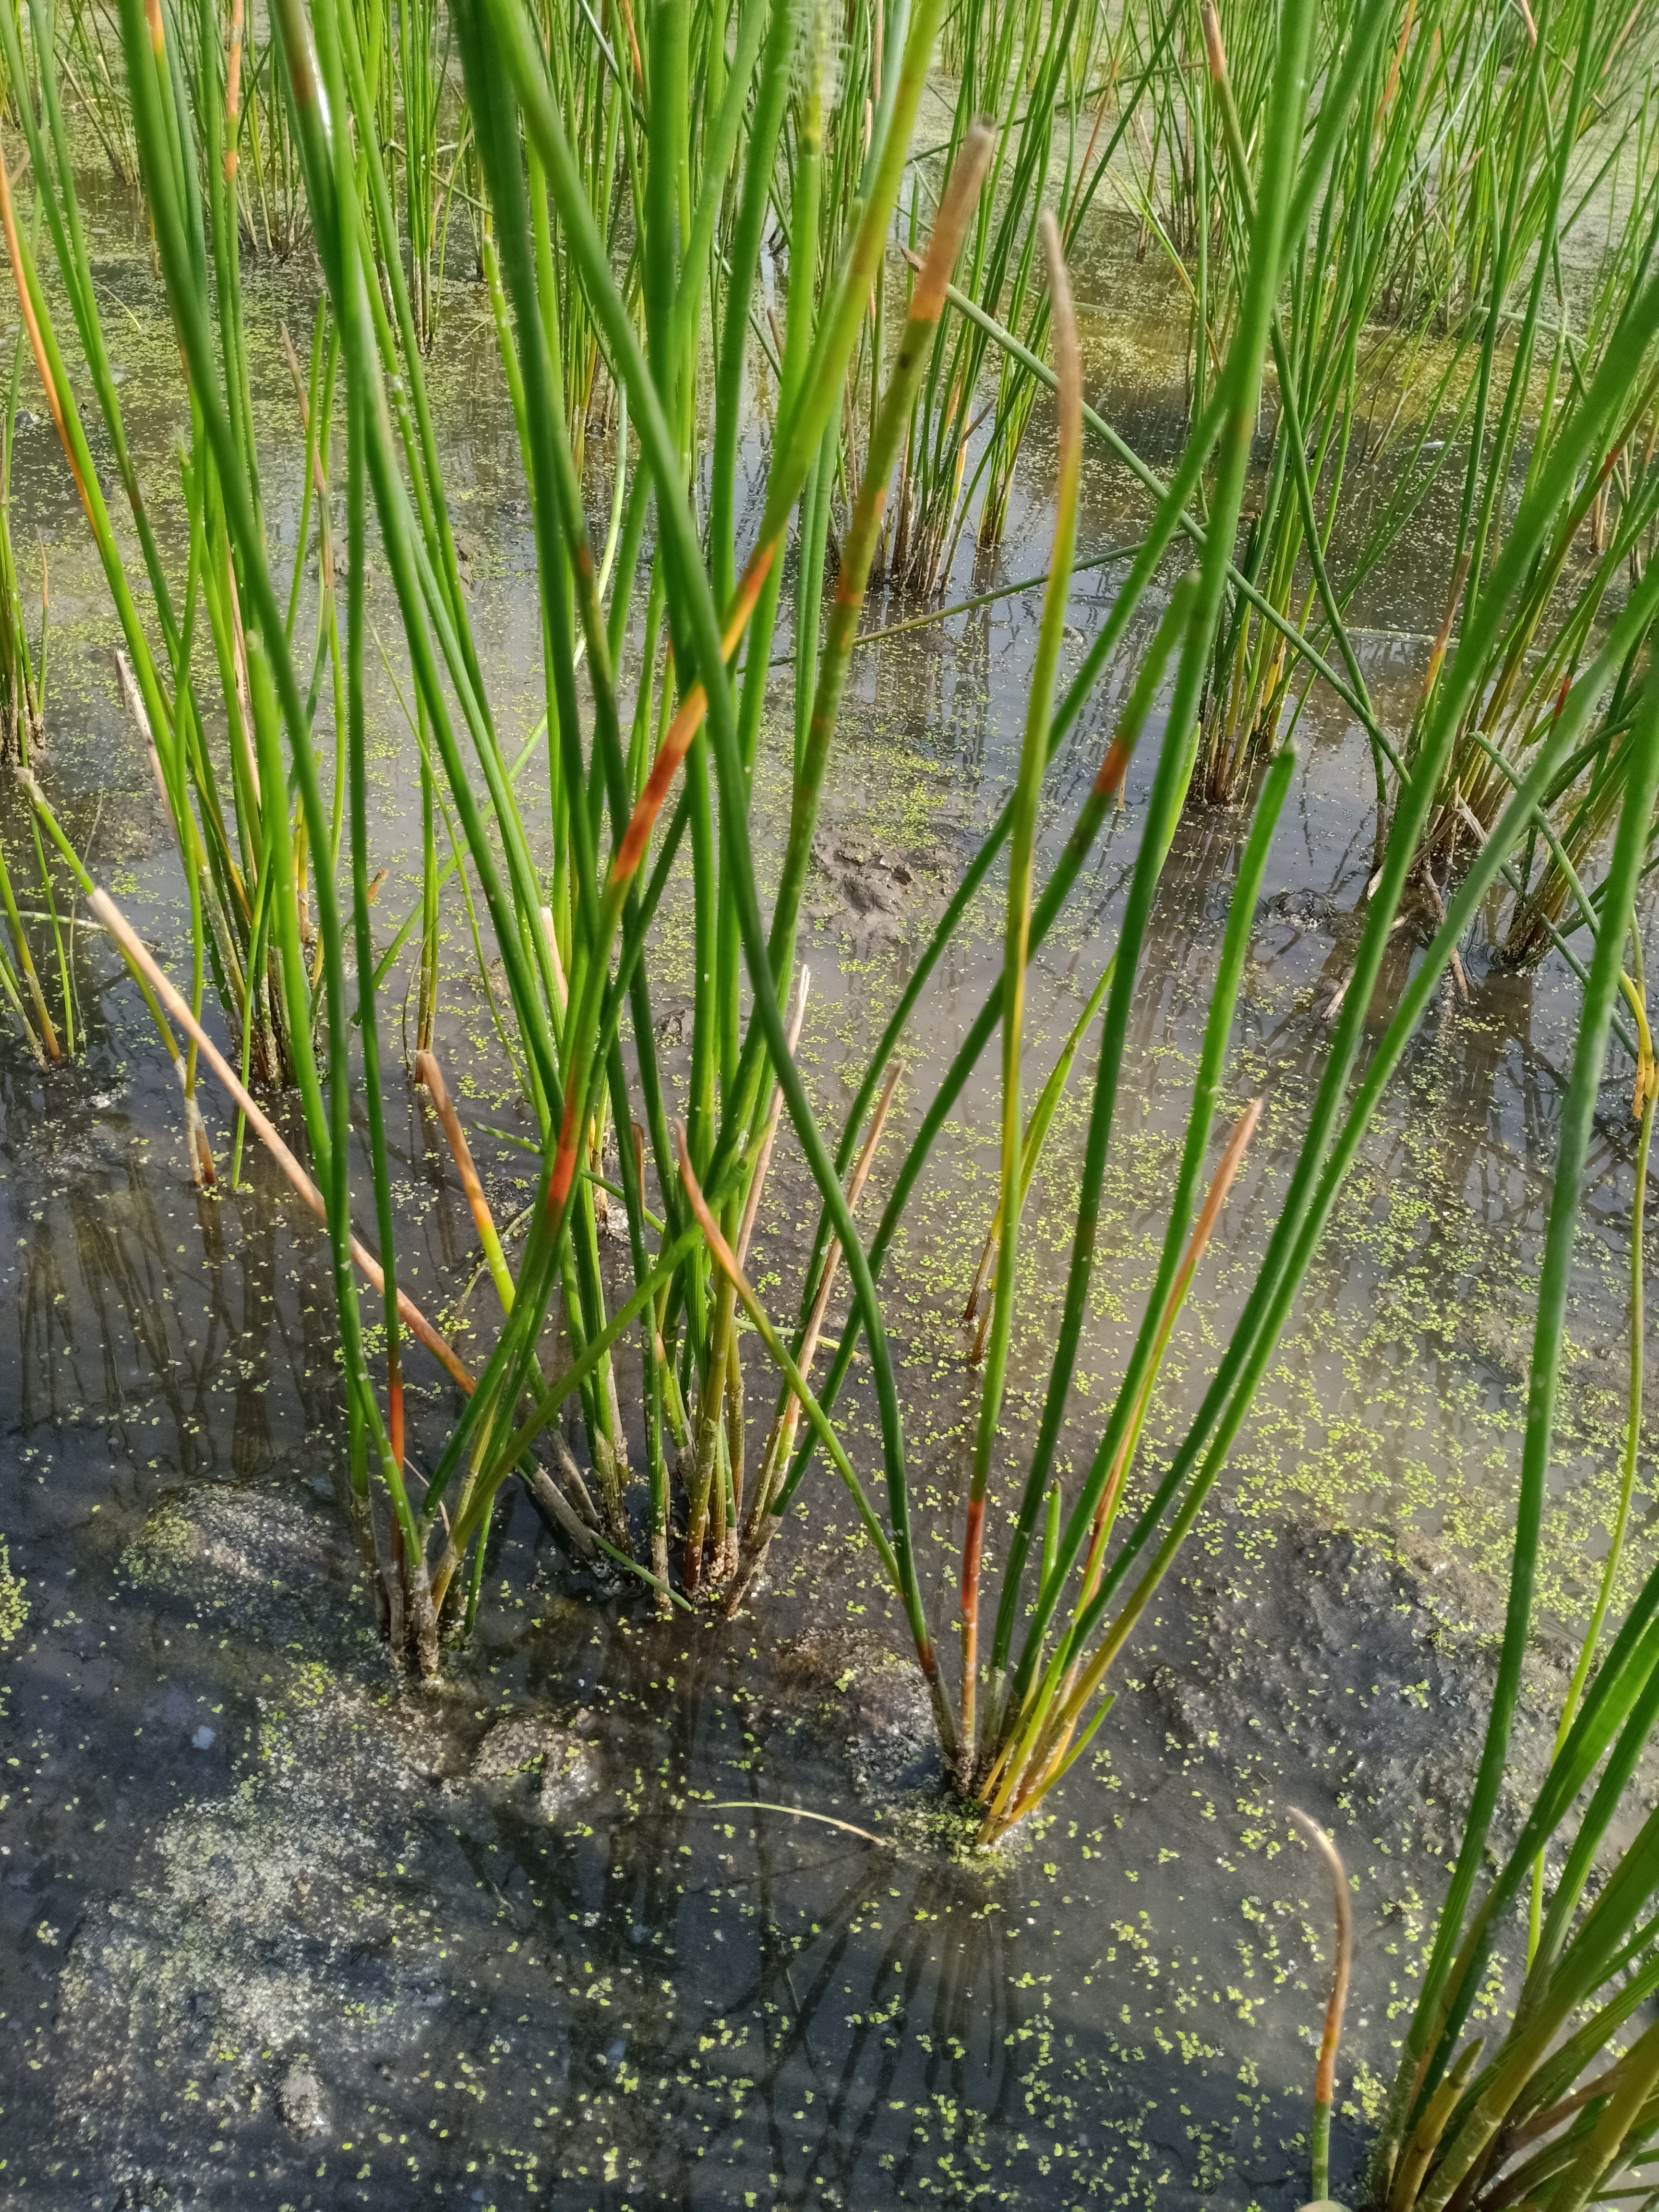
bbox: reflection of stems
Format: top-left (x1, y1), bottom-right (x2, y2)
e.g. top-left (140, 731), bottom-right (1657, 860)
top-left (0, 885), bottom-right (43, 1059)
top-left (23, 764), bottom-right (182, 1062)
top-left (0, 811), bottom-right (57, 1058)
top-left (725, 1063), bottom-right (901, 1614)
top-left (917, 265), bottom-right (1382, 746)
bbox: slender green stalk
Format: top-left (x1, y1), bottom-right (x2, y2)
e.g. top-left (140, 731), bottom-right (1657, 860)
top-left (960, 212), bottom-right (1081, 1767)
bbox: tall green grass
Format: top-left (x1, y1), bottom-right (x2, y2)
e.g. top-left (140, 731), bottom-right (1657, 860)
top-left (1416, 119), bottom-right (1659, 976)
top-left (1182, 0), bottom-right (1657, 809)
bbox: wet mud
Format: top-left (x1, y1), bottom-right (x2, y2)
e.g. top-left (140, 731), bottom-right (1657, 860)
top-left (4, 1459), bottom-right (1608, 2212)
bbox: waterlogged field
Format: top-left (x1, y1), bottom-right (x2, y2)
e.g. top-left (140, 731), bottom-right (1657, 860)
top-left (1, 22), bottom-right (1659, 2209)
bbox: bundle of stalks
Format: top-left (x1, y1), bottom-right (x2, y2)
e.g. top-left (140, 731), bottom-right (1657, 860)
top-left (9, 0), bottom-right (1014, 1667)
top-left (1413, 99), bottom-right (1659, 973)
top-left (1190, 0), bottom-right (1658, 809)
top-left (763, 0), bottom-right (1659, 1838)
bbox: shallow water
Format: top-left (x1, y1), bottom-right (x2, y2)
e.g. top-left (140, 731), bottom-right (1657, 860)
top-left (0, 163), bottom-right (1654, 2212)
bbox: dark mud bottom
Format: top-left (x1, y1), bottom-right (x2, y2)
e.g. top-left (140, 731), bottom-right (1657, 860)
top-left (0, 1464), bottom-right (1601, 2212)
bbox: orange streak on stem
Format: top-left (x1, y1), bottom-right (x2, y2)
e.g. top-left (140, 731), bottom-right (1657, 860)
top-left (0, 138), bottom-right (96, 532)
top-left (611, 0), bottom-right (643, 84)
top-left (1093, 735), bottom-right (1131, 800)
top-left (389, 1361), bottom-right (405, 1470)
top-left (675, 1122), bottom-right (745, 1284)
top-left (959, 1495), bottom-right (987, 1647)
top-left (1288, 1805), bottom-right (1352, 2180)
top-left (417, 1046), bottom-right (504, 1262)
top-left (225, 0), bottom-right (244, 181)
top-left (548, 541), bottom-right (780, 1225)
top-left (610, 541), bottom-right (776, 888)
top-left (1382, 0), bottom-right (1419, 120)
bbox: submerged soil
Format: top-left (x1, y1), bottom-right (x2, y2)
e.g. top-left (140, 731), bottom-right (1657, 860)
top-left (0, 1429), bottom-right (1608, 2212)
top-left (1, 155), bottom-right (1657, 2212)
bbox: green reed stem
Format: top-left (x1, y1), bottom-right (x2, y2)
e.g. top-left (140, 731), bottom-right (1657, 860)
top-left (960, 213), bottom-right (1081, 1764)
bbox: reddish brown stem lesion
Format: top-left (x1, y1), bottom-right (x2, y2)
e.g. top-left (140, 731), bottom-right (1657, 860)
top-left (225, 0), bottom-right (244, 182)
top-left (1289, 1805), bottom-right (1353, 2202)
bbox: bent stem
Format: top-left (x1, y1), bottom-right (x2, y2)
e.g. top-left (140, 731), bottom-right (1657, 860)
top-left (88, 883), bottom-right (472, 1394)
top-left (1288, 1806), bottom-right (1353, 2205)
